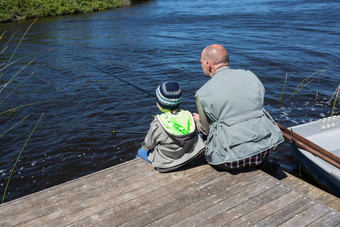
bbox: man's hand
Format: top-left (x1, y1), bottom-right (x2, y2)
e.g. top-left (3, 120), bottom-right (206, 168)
top-left (193, 113), bottom-right (200, 123)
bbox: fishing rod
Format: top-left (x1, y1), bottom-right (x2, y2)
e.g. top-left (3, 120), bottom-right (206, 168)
top-left (83, 60), bottom-right (199, 99)
top-left (112, 130), bottom-right (146, 135)
top-left (85, 62), bottom-right (155, 97)
top-left (61, 129), bottom-right (146, 135)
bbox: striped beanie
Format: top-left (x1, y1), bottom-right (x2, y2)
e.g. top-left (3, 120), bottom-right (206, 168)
top-left (156, 81), bottom-right (182, 110)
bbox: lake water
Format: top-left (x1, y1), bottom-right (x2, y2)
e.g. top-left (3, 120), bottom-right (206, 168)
top-left (1, 0), bottom-right (339, 202)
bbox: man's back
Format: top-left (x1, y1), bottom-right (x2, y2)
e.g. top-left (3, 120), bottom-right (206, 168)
top-left (197, 66), bottom-right (283, 165)
top-left (197, 67), bottom-right (264, 121)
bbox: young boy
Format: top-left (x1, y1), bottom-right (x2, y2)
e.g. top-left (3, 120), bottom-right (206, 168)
top-left (138, 81), bottom-right (205, 172)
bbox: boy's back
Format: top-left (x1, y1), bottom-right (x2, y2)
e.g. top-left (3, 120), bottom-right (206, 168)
top-left (138, 82), bottom-right (205, 172)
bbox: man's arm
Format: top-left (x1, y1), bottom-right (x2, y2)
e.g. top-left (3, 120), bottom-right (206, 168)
top-left (194, 94), bottom-right (210, 136)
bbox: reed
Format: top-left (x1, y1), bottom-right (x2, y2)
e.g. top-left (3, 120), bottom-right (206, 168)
top-left (0, 19), bottom-right (45, 203)
top-left (329, 84), bottom-right (340, 116)
top-left (279, 72), bottom-right (295, 104)
top-left (0, 115), bottom-right (29, 137)
top-left (292, 68), bottom-right (326, 97)
top-left (0, 19), bottom-right (57, 117)
top-left (0, 18), bottom-right (37, 80)
top-left (0, 32), bottom-right (14, 55)
top-left (279, 68), bottom-right (339, 116)
top-left (1, 113), bottom-right (44, 203)
top-left (1, 21), bottom-right (38, 115)
top-left (0, 64), bottom-right (38, 107)
top-left (0, 31), bottom-right (6, 39)
top-left (0, 58), bottom-right (36, 94)
top-left (0, 47), bottom-right (55, 74)
top-left (0, 98), bottom-right (70, 117)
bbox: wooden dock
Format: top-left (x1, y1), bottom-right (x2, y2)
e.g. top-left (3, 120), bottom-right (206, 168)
top-left (281, 171), bottom-right (340, 212)
top-left (0, 158), bottom-right (339, 226)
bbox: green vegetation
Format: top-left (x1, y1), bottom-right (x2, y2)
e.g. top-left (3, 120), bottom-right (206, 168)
top-left (2, 113), bottom-right (44, 203)
top-left (279, 68), bottom-right (339, 115)
top-left (0, 0), bottom-right (130, 23)
top-left (0, 19), bottom-right (45, 203)
top-left (330, 84), bottom-right (340, 116)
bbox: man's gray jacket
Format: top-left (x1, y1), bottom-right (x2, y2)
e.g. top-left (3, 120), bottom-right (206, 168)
top-left (197, 66), bottom-right (284, 165)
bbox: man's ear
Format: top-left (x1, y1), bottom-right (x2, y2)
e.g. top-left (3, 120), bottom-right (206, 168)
top-left (207, 61), bottom-right (213, 72)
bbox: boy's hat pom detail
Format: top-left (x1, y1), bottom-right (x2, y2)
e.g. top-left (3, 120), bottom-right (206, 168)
top-left (156, 81), bottom-right (182, 110)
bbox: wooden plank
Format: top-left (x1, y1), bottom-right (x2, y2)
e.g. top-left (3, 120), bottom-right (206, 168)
top-left (279, 203), bottom-right (332, 226)
top-left (0, 158), bottom-right (149, 210)
top-left (295, 182), bottom-right (315, 194)
top-left (112, 172), bottom-right (228, 226)
top-left (65, 165), bottom-right (220, 226)
top-left (170, 175), bottom-right (279, 226)
top-left (66, 167), bottom-right (219, 226)
top-left (145, 171), bottom-right (267, 227)
top-left (224, 189), bottom-right (304, 226)
top-left (306, 186), bottom-right (330, 200)
top-left (15, 162), bottom-right (210, 226)
top-left (197, 183), bottom-right (292, 226)
top-left (130, 170), bottom-right (268, 227)
top-left (281, 171), bottom-right (340, 212)
top-left (116, 170), bottom-right (265, 226)
top-left (316, 193), bottom-right (339, 209)
top-left (0, 158), bottom-right (339, 227)
top-left (325, 198), bottom-right (340, 212)
top-left (280, 172), bottom-right (305, 188)
top-left (0, 159), bottom-right (156, 226)
top-left (252, 195), bottom-right (314, 226)
top-left (308, 211), bottom-right (340, 226)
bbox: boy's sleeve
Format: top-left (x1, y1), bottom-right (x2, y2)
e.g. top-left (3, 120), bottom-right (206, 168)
top-left (142, 117), bottom-right (161, 151)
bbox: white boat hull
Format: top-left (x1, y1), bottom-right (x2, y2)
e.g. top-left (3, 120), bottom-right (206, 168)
top-left (289, 116), bottom-right (340, 197)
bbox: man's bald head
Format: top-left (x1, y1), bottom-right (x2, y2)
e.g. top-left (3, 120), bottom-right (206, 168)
top-left (202, 44), bottom-right (229, 65)
top-left (200, 44), bottom-right (229, 77)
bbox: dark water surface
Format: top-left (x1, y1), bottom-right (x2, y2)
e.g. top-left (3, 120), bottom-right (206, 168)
top-left (1, 0), bottom-right (339, 201)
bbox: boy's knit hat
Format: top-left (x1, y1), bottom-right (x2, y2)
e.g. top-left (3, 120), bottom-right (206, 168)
top-left (156, 81), bottom-right (182, 110)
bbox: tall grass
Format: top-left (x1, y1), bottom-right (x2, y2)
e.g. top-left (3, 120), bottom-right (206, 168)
top-left (292, 68), bottom-right (326, 97)
top-left (0, 19), bottom-right (45, 203)
top-left (279, 68), bottom-right (338, 116)
top-left (279, 72), bottom-right (295, 104)
top-left (0, 18), bottom-right (38, 80)
top-left (1, 113), bottom-right (44, 203)
top-left (0, 115), bottom-right (29, 137)
top-left (329, 84), bottom-right (340, 116)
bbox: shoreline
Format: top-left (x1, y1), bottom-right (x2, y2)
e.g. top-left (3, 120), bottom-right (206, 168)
top-left (0, 0), bottom-right (138, 23)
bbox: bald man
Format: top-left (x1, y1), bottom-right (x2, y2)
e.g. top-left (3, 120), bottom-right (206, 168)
top-left (193, 44), bottom-right (283, 170)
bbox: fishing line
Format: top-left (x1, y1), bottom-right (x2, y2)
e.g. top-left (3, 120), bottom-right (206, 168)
top-left (83, 61), bottom-right (198, 98)
top-left (84, 62), bottom-right (155, 98)
top-left (112, 130), bottom-right (146, 135)
top-left (82, 61), bottom-right (198, 135)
